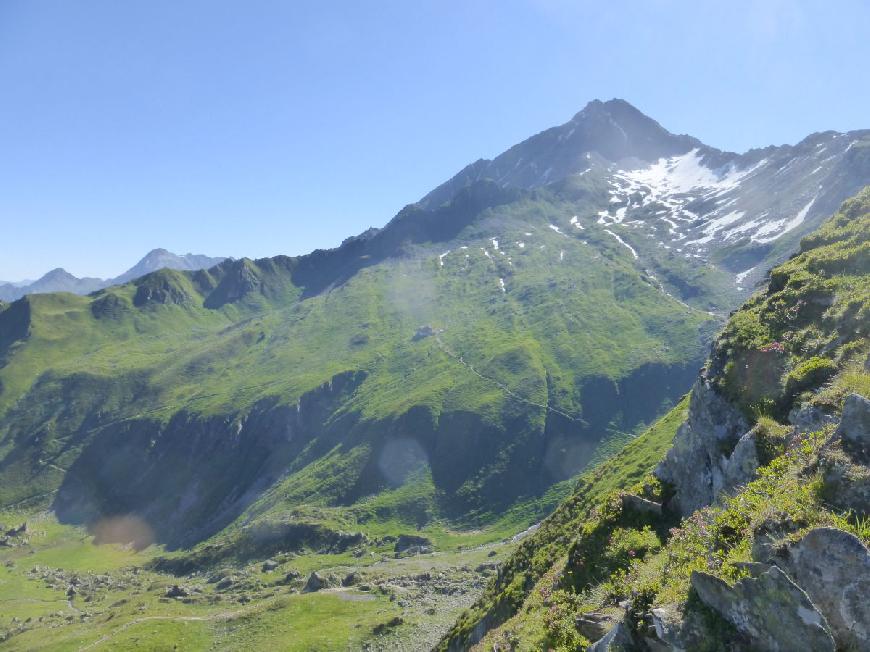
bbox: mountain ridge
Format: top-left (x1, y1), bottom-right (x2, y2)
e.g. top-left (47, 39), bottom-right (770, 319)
top-left (0, 248), bottom-right (228, 302)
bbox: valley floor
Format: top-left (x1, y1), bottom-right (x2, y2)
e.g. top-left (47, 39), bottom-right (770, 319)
top-left (0, 513), bottom-right (521, 651)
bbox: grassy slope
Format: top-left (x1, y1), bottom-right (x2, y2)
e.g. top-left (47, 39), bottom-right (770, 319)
top-left (441, 186), bottom-right (870, 650)
top-left (439, 395), bottom-right (689, 649)
top-left (0, 178), bottom-right (714, 528)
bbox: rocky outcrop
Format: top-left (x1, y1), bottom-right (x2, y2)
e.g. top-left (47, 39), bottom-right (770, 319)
top-left (303, 571), bottom-right (339, 592)
top-left (588, 618), bottom-right (635, 651)
top-left (690, 566), bottom-right (835, 651)
top-left (656, 375), bottom-right (753, 515)
top-left (788, 402), bottom-right (836, 434)
top-left (775, 528), bottom-right (870, 651)
top-left (575, 612), bottom-right (615, 641)
top-left (818, 393), bottom-right (870, 517)
top-left (648, 603), bottom-right (718, 652)
top-left (394, 534), bottom-right (432, 554)
top-left (837, 393), bottom-right (870, 451)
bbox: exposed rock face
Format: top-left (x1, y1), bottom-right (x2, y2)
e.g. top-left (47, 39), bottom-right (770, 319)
top-left (649, 603), bottom-right (718, 652)
top-left (690, 567), bottom-right (835, 651)
top-left (818, 393), bottom-right (870, 517)
top-left (575, 612), bottom-right (615, 641)
top-left (818, 445), bottom-right (870, 517)
top-left (656, 375), bottom-right (753, 515)
top-left (588, 618), bottom-right (635, 651)
top-left (777, 528), bottom-right (870, 651)
top-left (837, 393), bottom-right (870, 450)
top-left (788, 402), bottom-right (836, 434)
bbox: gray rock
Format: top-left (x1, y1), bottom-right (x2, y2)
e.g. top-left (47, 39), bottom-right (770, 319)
top-left (261, 559), bottom-right (279, 572)
top-left (836, 393), bottom-right (870, 449)
top-left (304, 571), bottom-right (327, 592)
top-left (731, 561), bottom-right (770, 578)
top-left (690, 567), bottom-right (834, 651)
top-left (588, 619), bottom-right (634, 651)
top-left (788, 403), bottom-right (836, 434)
top-left (620, 493), bottom-right (662, 517)
top-left (165, 584), bottom-right (189, 598)
top-left (575, 611), bottom-right (615, 641)
top-left (778, 528), bottom-right (870, 651)
top-left (649, 602), bottom-right (721, 651)
top-left (656, 377), bottom-right (752, 515)
top-left (720, 428), bottom-right (759, 491)
top-left (342, 572), bottom-right (360, 587)
top-left (394, 534), bottom-right (432, 553)
top-left (650, 604), bottom-right (684, 648)
top-left (818, 445), bottom-right (870, 516)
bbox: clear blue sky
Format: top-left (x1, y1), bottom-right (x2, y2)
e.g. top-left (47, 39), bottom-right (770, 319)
top-left (1, 0), bottom-right (868, 280)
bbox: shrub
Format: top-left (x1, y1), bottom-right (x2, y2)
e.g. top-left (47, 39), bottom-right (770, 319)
top-left (785, 356), bottom-right (837, 396)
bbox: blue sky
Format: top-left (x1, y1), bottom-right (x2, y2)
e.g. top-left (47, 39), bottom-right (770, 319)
top-left (1, 0), bottom-right (868, 280)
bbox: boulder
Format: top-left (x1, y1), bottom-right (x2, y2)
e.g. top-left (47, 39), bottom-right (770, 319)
top-left (165, 585), bottom-right (189, 598)
top-left (261, 559), bottom-right (279, 572)
top-left (342, 572), bottom-right (360, 587)
top-left (394, 534), bottom-right (432, 553)
top-left (304, 571), bottom-right (327, 592)
top-left (690, 567), bottom-right (834, 651)
top-left (836, 393), bottom-right (870, 450)
top-left (778, 528), bottom-right (870, 651)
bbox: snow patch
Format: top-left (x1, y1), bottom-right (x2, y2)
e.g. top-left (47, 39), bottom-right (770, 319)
top-left (604, 230), bottom-right (639, 259)
top-left (753, 194), bottom-right (818, 244)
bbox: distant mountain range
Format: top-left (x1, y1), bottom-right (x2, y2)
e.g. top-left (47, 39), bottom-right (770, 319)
top-left (0, 249), bottom-right (227, 302)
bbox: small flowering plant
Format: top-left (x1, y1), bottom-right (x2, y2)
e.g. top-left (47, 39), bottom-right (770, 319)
top-left (758, 341), bottom-right (785, 354)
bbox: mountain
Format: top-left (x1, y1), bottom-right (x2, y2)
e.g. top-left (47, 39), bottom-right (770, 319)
top-left (0, 268), bottom-right (105, 300)
top-left (439, 187), bottom-right (869, 650)
top-left (0, 249), bottom-right (227, 302)
top-left (0, 101), bottom-right (868, 649)
top-left (110, 249), bottom-right (228, 285)
top-left (426, 99), bottom-right (870, 291)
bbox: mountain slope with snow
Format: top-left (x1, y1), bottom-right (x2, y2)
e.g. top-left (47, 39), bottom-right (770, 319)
top-left (424, 99), bottom-right (870, 295)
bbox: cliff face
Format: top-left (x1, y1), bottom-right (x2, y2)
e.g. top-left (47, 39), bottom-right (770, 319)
top-left (440, 187), bottom-right (870, 651)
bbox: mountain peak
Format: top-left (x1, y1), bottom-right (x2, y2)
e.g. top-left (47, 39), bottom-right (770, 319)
top-left (40, 268), bottom-right (76, 281)
top-left (113, 249), bottom-right (227, 285)
top-left (575, 97), bottom-right (639, 117)
top-left (420, 98), bottom-right (702, 209)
